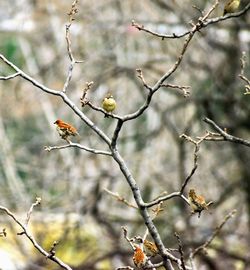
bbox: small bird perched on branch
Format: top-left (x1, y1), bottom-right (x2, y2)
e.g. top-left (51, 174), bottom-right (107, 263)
top-left (102, 93), bottom-right (116, 117)
top-left (143, 239), bottom-right (159, 257)
top-left (188, 189), bottom-right (209, 218)
top-left (54, 119), bottom-right (79, 142)
top-left (223, 0), bottom-right (240, 15)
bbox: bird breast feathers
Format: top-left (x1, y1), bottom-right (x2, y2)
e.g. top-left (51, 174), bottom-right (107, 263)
top-left (228, 0), bottom-right (240, 10)
top-left (103, 98), bottom-right (116, 111)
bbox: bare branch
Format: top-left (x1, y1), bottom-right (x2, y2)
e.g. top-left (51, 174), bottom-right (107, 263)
top-left (117, 267), bottom-right (134, 270)
top-left (80, 81), bottom-right (94, 106)
top-left (190, 209), bottom-right (237, 258)
top-left (204, 118), bottom-right (250, 147)
top-left (111, 119), bottom-right (124, 148)
top-left (174, 233), bottom-right (186, 270)
top-left (160, 83), bottom-right (191, 98)
top-left (136, 69), bottom-right (153, 92)
top-left (0, 72), bottom-right (20, 80)
top-left (239, 51), bottom-right (250, 95)
top-left (122, 1), bottom-right (217, 123)
top-left (179, 132), bottom-right (211, 193)
top-left (146, 262), bottom-right (164, 269)
top-left (0, 228), bottom-right (7, 237)
top-left (203, 3), bottom-right (250, 26)
top-left (47, 240), bottom-right (60, 259)
top-left (145, 192), bottom-right (183, 208)
top-left (145, 131), bottom-right (211, 208)
top-left (0, 53), bottom-right (111, 146)
top-left (0, 205), bottom-right (72, 270)
top-left (121, 226), bottom-right (136, 250)
top-left (131, 20), bottom-right (190, 40)
top-left (62, 0), bottom-right (81, 93)
top-left (131, 3), bottom-right (250, 40)
top-left (25, 197), bottom-right (41, 227)
top-left (66, 0), bottom-right (78, 61)
top-left (44, 142), bottom-right (112, 156)
top-left (104, 188), bottom-right (138, 209)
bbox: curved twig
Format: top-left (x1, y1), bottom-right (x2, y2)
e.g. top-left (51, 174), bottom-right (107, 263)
top-left (0, 205), bottom-right (72, 270)
top-left (44, 142), bottom-right (111, 156)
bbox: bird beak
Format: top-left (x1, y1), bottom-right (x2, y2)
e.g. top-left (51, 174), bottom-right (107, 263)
top-left (53, 121), bottom-right (56, 124)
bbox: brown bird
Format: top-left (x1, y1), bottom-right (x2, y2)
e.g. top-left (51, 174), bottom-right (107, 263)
top-left (54, 119), bottom-right (79, 142)
top-left (188, 189), bottom-right (209, 218)
top-left (133, 245), bottom-right (147, 269)
top-left (143, 240), bottom-right (159, 257)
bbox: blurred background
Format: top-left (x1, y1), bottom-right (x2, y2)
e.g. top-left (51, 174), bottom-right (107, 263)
top-left (0, 0), bottom-right (249, 269)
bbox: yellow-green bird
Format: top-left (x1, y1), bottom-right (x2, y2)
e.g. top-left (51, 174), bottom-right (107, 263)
top-left (223, 0), bottom-right (240, 15)
top-left (102, 93), bottom-right (116, 117)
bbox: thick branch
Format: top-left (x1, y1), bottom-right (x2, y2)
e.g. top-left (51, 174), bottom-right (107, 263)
top-left (111, 119), bottom-right (124, 148)
top-left (111, 150), bottom-right (183, 269)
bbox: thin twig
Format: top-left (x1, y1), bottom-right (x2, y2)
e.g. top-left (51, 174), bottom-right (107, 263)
top-left (117, 267), bottom-right (134, 270)
top-left (190, 209), bottom-right (237, 258)
top-left (44, 142), bottom-right (112, 156)
top-left (121, 226), bottom-right (136, 250)
top-left (145, 131), bottom-right (211, 208)
top-left (204, 118), bottom-right (250, 147)
top-left (144, 192), bottom-right (184, 208)
top-left (122, 2), bottom-right (219, 123)
top-left (80, 81), bottom-right (94, 106)
top-left (47, 241), bottom-right (60, 259)
top-left (104, 188), bottom-right (138, 209)
top-left (179, 144), bottom-right (199, 194)
top-left (0, 228), bottom-right (7, 237)
top-left (175, 233), bottom-right (186, 270)
top-left (160, 83), bottom-right (191, 98)
top-left (0, 72), bottom-right (20, 80)
top-left (239, 51), bottom-right (250, 95)
top-left (136, 69), bottom-right (153, 92)
top-left (62, 0), bottom-right (79, 93)
top-left (179, 132), bottom-right (211, 193)
top-left (0, 205), bottom-right (72, 270)
top-left (25, 197), bottom-right (41, 227)
top-left (131, 3), bottom-right (250, 40)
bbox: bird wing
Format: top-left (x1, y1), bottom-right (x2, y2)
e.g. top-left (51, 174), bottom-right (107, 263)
top-left (196, 195), bottom-right (208, 209)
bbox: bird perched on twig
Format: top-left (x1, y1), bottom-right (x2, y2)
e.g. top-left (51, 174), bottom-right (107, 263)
top-left (143, 239), bottom-right (159, 257)
top-left (102, 93), bottom-right (116, 117)
top-left (223, 0), bottom-right (240, 15)
top-left (133, 245), bottom-right (147, 269)
top-left (54, 119), bottom-right (79, 142)
top-left (188, 189), bottom-right (209, 218)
